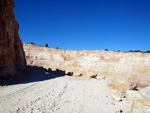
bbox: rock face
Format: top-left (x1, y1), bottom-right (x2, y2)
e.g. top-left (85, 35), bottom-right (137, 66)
top-left (126, 86), bottom-right (150, 113)
top-left (23, 43), bottom-right (150, 87)
top-left (107, 75), bottom-right (137, 91)
top-left (0, 0), bottom-right (26, 82)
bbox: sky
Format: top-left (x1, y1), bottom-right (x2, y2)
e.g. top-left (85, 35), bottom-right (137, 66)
top-left (14, 0), bottom-right (150, 51)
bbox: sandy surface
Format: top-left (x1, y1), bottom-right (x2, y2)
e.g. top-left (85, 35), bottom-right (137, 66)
top-left (0, 68), bottom-right (132, 113)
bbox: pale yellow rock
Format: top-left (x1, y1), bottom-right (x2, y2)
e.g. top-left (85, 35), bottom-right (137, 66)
top-left (126, 90), bottom-right (143, 101)
top-left (111, 102), bottom-right (115, 106)
top-left (140, 85), bottom-right (150, 99)
top-left (132, 100), bottom-right (150, 113)
top-left (107, 76), bottom-right (136, 91)
top-left (73, 72), bottom-right (82, 77)
top-left (96, 74), bottom-right (106, 80)
top-left (127, 86), bottom-right (150, 113)
top-left (82, 72), bottom-right (97, 78)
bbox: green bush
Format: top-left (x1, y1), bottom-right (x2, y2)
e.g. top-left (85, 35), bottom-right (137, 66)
top-left (45, 43), bottom-right (48, 47)
top-left (31, 42), bottom-right (35, 45)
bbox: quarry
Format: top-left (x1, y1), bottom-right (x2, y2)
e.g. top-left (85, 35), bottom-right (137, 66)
top-left (0, 0), bottom-right (150, 113)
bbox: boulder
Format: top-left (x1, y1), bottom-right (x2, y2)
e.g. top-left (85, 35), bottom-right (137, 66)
top-left (107, 75), bottom-right (137, 91)
top-left (126, 90), bottom-right (143, 101)
top-left (82, 72), bottom-right (97, 78)
top-left (73, 72), bottom-right (82, 77)
top-left (126, 86), bottom-right (150, 113)
top-left (96, 74), bottom-right (106, 80)
top-left (132, 100), bottom-right (150, 113)
top-left (140, 85), bottom-right (150, 98)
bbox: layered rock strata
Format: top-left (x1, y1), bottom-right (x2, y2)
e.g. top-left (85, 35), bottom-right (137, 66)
top-left (23, 43), bottom-right (150, 87)
top-left (0, 0), bottom-right (26, 84)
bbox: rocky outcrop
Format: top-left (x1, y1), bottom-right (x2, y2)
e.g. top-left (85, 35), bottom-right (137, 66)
top-left (107, 75), bottom-right (137, 91)
top-left (0, 0), bottom-right (26, 83)
top-left (126, 86), bottom-right (150, 113)
top-left (23, 43), bottom-right (150, 87)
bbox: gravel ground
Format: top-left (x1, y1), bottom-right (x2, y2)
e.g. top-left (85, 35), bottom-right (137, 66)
top-left (0, 68), bottom-right (132, 113)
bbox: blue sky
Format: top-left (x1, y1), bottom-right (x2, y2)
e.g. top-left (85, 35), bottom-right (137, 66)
top-left (14, 0), bottom-right (150, 51)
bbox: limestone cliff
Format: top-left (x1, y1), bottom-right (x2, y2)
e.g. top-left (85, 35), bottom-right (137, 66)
top-left (0, 0), bottom-right (26, 82)
top-left (23, 43), bottom-right (150, 86)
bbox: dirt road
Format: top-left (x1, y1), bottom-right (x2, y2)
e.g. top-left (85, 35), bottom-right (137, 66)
top-left (0, 67), bottom-right (132, 113)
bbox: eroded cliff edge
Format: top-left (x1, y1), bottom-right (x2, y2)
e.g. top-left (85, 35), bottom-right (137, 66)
top-left (0, 0), bottom-right (26, 84)
top-left (23, 43), bottom-right (150, 87)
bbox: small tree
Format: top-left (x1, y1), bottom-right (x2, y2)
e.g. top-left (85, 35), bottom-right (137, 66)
top-left (45, 43), bottom-right (48, 47)
top-left (105, 49), bottom-right (108, 51)
top-left (56, 47), bottom-right (59, 49)
top-left (31, 42), bottom-right (34, 45)
top-left (129, 50), bottom-right (133, 52)
top-left (135, 50), bottom-right (140, 52)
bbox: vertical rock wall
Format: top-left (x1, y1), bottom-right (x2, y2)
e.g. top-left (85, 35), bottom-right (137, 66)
top-left (0, 0), bottom-right (26, 81)
top-left (23, 43), bottom-right (150, 87)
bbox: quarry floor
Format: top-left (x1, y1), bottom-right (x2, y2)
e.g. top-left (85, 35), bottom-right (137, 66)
top-left (0, 67), bottom-right (132, 113)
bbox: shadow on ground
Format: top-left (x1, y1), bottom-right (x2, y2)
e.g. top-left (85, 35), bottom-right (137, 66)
top-left (20, 66), bottom-right (66, 84)
top-left (0, 66), bottom-right (70, 86)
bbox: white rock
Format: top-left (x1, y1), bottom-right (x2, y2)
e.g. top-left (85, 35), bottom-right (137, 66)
top-left (126, 90), bottom-right (143, 101)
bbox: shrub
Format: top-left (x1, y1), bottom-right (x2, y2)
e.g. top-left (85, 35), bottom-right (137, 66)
top-left (105, 49), bottom-right (108, 51)
top-left (147, 50), bottom-right (150, 53)
top-left (135, 50), bottom-right (141, 52)
top-left (45, 43), bottom-right (48, 47)
top-left (31, 42), bottom-right (34, 45)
